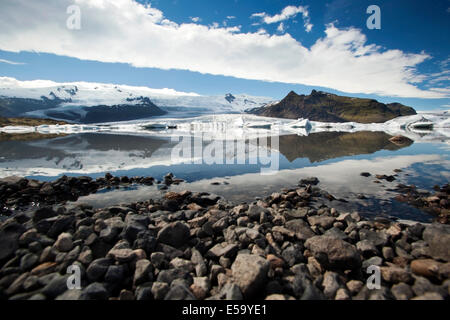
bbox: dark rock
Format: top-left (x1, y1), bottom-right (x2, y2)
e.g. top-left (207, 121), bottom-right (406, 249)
top-left (33, 207), bottom-right (56, 223)
top-left (281, 245), bottom-right (305, 267)
top-left (391, 283), bottom-right (414, 300)
top-left (134, 259), bottom-right (153, 285)
top-left (157, 268), bottom-right (191, 285)
top-left (164, 283), bottom-right (196, 300)
top-left (157, 222), bottom-right (190, 248)
top-left (86, 258), bottom-right (113, 282)
top-left (80, 282), bottom-right (109, 300)
top-left (20, 253), bottom-right (39, 271)
top-left (152, 282), bottom-right (170, 300)
top-left (41, 274), bottom-right (70, 298)
top-left (359, 229), bottom-right (389, 247)
top-left (285, 219), bottom-right (315, 240)
top-left (135, 285), bottom-right (153, 300)
top-left (0, 222), bottom-right (26, 262)
top-left (47, 215), bottom-right (75, 238)
top-left (300, 177), bottom-right (319, 186)
top-left (104, 265), bottom-right (125, 283)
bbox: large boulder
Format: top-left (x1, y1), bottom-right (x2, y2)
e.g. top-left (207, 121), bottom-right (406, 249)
top-left (231, 254), bottom-right (270, 298)
top-left (423, 224), bottom-right (450, 262)
top-left (305, 236), bottom-right (361, 269)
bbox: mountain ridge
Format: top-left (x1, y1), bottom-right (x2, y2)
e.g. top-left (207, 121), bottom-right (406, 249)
top-left (247, 90), bottom-right (417, 123)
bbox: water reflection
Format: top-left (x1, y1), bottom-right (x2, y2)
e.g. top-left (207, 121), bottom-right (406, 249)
top-left (0, 131), bottom-right (416, 178)
top-left (277, 131), bottom-right (413, 162)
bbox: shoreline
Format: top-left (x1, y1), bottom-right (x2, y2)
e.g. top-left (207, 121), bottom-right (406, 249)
top-left (0, 174), bottom-right (449, 300)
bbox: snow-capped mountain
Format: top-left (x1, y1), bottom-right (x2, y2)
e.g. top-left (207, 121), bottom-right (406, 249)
top-left (0, 77), bottom-right (276, 122)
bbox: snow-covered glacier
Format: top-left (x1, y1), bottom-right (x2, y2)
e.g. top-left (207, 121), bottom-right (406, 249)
top-left (0, 77), bottom-right (276, 118)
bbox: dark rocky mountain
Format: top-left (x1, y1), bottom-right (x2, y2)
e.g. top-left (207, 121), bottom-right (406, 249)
top-left (247, 90), bottom-right (416, 123)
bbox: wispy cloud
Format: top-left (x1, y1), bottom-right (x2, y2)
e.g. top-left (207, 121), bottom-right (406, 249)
top-left (0, 0), bottom-right (446, 99)
top-left (0, 58), bottom-right (25, 65)
top-left (251, 5), bottom-right (313, 32)
top-left (190, 17), bottom-right (201, 23)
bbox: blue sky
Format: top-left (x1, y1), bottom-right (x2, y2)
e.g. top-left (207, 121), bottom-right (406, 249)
top-left (0, 0), bottom-right (449, 110)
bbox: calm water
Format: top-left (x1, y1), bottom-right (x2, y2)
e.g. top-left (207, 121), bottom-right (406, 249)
top-left (1, 129), bottom-right (449, 222)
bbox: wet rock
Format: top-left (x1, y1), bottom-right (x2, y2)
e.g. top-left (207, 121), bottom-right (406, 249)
top-left (305, 236), bottom-right (361, 270)
top-left (231, 254), bottom-right (270, 298)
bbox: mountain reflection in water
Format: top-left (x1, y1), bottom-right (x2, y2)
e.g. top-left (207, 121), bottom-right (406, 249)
top-left (276, 131), bottom-right (413, 163)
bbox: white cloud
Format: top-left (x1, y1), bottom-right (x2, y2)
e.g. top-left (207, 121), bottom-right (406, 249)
top-left (226, 16), bottom-right (236, 20)
top-left (251, 5), bottom-right (313, 32)
top-left (191, 17), bottom-right (201, 23)
top-left (0, 58), bottom-right (25, 65)
top-left (0, 0), bottom-right (446, 99)
top-left (277, 22), bottom-right (285, 33)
